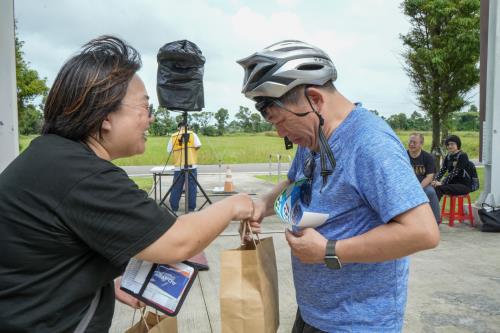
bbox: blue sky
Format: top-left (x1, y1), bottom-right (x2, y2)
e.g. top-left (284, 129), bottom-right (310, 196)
top-left (14, 0), bottom-right (478, 119)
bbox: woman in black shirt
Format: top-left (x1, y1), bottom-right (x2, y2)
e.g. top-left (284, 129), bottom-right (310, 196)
top-left (431, 135), bottom-right (472, 200)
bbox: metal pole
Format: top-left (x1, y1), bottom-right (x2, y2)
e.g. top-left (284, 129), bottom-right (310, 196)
top-left (268, 154), bottom-right (272, 177)
top-left (478, 0), bottom-right (500, 206)
top-left (218, 159), bottom-right (222, 186)
top-left (183, 112), bottom-right (189, 213)
top-left (0, 0), bottom-right (19, 173)
top-left (277, 153), bottom-right (281, 183)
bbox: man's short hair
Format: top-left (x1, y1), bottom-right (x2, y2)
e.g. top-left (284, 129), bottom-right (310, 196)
top-left (177, 122), bottom-right (187, 129)
top-left (280, 81), bottom-right (336, 106)
top-left (410, 132), bottom-right (424, 144)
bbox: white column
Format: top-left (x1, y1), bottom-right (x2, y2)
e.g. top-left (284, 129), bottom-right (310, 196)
top-left (0, 0), bottom-right (19, 172)
top-left (479, 0), bottom-right (500, 206)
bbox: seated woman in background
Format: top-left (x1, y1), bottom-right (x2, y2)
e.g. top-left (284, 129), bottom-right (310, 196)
top-left (431, 135), bottom-right (472, 201)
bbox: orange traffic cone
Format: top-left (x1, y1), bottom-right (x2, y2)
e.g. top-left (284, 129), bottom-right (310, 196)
top-left (224, 166), bottom-right (234, 192)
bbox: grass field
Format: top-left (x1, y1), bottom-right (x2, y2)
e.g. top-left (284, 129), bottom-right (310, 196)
top-left (19, 131), bottom-right (480, 166)
top-left (130, 176), bottom-right (154, 192)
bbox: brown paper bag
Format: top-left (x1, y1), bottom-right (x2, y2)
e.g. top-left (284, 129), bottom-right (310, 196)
top-left (125, 309), bottom-right (178, 333)
top-left (220, 222), bottom-right (279, 333)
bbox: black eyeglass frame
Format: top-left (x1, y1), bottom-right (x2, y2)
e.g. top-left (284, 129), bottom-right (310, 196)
top-left (254, 87), bottom-right (312, 121)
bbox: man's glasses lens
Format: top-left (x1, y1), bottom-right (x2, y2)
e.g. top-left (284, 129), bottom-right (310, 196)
top-left (255, 99), bottom-right (276, 119)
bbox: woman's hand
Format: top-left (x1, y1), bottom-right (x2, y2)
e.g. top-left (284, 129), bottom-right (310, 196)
top-left (230, 193), bottom-right (255, 221)
top-left (239, 198), bottom-right (267, 241)
top-left (431, 180), bottom-right (442, 187)
top-left (114, 277), bottom-right (145, 309)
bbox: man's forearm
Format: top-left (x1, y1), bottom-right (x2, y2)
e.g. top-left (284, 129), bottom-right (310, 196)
top-left (335, 204), bottom-right (439, 264)
top-left (261, 179), bottom-right (291, 217)
top-left (421, 174), bottom-right (434, 188)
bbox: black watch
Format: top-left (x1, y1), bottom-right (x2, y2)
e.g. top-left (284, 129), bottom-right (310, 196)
top-left (324, 240), bottom-right (342, 269)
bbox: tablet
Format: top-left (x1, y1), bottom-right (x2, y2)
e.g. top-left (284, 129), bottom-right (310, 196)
top-left (120, 258), bottom-right (197, 316)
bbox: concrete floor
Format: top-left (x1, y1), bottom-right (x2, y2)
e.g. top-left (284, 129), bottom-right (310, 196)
top-left (110, 173), bottom-right (500, 333)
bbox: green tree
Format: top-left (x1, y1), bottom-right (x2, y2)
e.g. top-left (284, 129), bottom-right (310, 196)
top-left (386, 113), bottom-right (409, 130)
top-left (408, 111), bottom-right (431, 130)
top-left (197, 112), bottom-right (213, 135)
top-left (15, 28), bottom-right (49, 134)
top-left (226, 120), bottom-right (241, 133)
top-left (400, 0), bottom-right (480, 164)
top-left (235, 106), bottom-right (252, 132)
top-left (149, 106), bottom-right (176, 136)
top-left (214, 108), bottom-right (229, 135)
top-left (250, 113), bottom-right (263, 132)
top-left (451, 105), bottom-right (479, 131)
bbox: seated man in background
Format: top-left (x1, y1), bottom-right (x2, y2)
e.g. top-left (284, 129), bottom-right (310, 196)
top-left (407, 133), bottom-right (440, 222)
top-left (167, 122), bottom-right (202, 212)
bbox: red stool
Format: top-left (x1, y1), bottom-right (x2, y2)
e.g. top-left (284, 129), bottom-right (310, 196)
top-left (440, 194), bottom-right (474, 227)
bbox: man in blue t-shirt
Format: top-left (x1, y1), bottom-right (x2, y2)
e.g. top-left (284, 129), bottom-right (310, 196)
top-left (238, 40), bottom-right (439, 332)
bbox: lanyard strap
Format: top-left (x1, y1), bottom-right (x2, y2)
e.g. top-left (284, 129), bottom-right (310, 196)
top-left (317, 121), bottom-right (336, 189)
top-left (74, 288), bottom-right (101, 333)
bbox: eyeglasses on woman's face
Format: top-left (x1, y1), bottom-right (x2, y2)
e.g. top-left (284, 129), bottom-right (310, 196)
top-left (121, 102), bottom-right (153, 118)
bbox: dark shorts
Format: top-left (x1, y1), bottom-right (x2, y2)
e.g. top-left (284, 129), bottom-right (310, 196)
top-left (292, 309), bottom-right (326, 333)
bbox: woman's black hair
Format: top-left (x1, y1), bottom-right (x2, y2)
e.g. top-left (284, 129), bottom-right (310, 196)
top-left (42, 35), bottom-right (142, 140)
top-left (445, 135), bottom-right (462, 149)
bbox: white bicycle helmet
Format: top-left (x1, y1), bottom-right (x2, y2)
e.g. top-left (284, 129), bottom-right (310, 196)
top-left (237, 40), bottom-right (337, 100)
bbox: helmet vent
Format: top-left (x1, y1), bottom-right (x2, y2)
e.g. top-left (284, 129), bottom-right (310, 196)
top-left (271, 76), bottom-right (295, 85)
top-left (297, 64), bottom-right (323, 71)
top-left (250, 64), bottom-right (273, 84)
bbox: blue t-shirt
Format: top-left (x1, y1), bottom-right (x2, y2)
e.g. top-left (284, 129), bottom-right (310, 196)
top-left (287, 105), bottom-right (428, 333)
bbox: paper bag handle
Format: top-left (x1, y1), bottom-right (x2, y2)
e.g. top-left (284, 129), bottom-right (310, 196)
top-left (129, 307), bottom-right (163, 331)
top-left (240, 220), bottom-right (260, 246)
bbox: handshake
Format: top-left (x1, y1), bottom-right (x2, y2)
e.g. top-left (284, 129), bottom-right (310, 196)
top-left (236, 195), bottom-right (330, 265)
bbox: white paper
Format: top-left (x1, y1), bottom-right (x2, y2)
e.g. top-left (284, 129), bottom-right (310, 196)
top-left (297, 211), bottom-right (329, 228)
top-left (121, 258), bottom-right (149, 294)
top-left (134, 261), bottom-right (153, 284)
top-left (150, 166), bottom-right (175, 174)
top-left (274, 178), bottom-right (329, 230)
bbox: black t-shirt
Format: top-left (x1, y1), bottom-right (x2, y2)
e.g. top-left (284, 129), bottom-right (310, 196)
top-left (0, 135), bottom-right (175, 332)
top-left (407, 150), bottom-right (436, 183)
top-left (436, 151), bottom-right (472, 187)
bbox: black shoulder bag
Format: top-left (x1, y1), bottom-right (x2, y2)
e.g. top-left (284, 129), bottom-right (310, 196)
top-left (478, 203), bottom-right (500, 232)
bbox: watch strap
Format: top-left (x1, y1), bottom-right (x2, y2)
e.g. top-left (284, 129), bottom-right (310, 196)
top-left (326, 240), bottom-right (337, 257)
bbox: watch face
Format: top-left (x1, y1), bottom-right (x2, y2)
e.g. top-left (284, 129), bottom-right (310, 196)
top-left (325, 256), bottom-right (342, 269)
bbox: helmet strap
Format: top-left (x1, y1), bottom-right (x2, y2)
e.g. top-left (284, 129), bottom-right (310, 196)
top-left (304, 88), bottom-right (336, 189)
top-left (317, 118), bottom-right (336, 190)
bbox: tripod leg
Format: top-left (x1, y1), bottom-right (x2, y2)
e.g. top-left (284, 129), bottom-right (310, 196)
top-left (188, 170), bottom-right (213, 206)
top-left (159, 170), bottom-right (184, 214)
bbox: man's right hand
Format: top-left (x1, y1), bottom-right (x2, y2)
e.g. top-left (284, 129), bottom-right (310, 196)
top-left (248, 198), bottom-right (267, 231)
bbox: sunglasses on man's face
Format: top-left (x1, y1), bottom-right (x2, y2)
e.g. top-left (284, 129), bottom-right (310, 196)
top-left (255, 98), bottom-right (276, 120)
top-left (256, 97), bottom-right (295, 120)
top-left (299, 153), bottom-right (316, 207)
